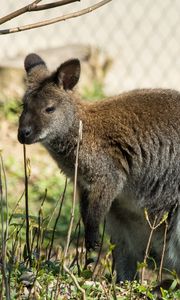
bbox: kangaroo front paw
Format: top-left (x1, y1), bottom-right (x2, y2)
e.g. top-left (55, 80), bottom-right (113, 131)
top-left (85, 230), bottom-right (100, 251)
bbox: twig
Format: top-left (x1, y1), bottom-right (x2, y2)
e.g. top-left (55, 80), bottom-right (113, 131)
top-left (92, 219), bottom-right (106, 280)
top-left (0, 155), bottom-right (8, 251)
top-left (0, 0), bottom-right (112, 34)
top-left (8, 191), bottom-right (24, 226)
top-left (0, 0), bottom-right (41, 25)
top-left (45, 182), bottom-right (68, 230)
top-left (69, 216), bottom-right (81, 247)
top-left (48, 178), bottom-right (67, 260)
top-left (63, 263), bottom-right (86, 300)
top-left (58, 120), bottom-right (83, 298)
top-left (0, 163), bottom-right (5, 298)
top-left (30, 0), bottom-right (80, 12)
top-left (54, 121), bottom-right (82, 299)
top-left (23, 144), bottom-right (32, 266)
top-left (0, 154), bottom-right (10, 300)
top-left (141, 215), bottom-right (157, 283)
top-left (36, 189), bottom-right (48, 259)
top-left (158, 220), bottom-right (168, 282)
top-left (0, 0), bottom-right (79, 25)
top-left (69, 218), bottom-right (81, 274)
top-left (64, 120), bottom-right (83, 259)
top-left (141, 210), bottom-right (169, 283)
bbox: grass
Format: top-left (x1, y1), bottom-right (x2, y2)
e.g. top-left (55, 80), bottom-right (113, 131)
top-left (0, 83), bottom-right (180, 299)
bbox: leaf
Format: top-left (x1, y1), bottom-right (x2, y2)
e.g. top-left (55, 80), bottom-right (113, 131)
top-left (159, 212), bottom-right (169, 225)
top-left (160, 287), bottom-right (168, 298)
top-left (169, 279), bottom-right (178, 291)
top-left (137, 261), bottom-right (147, 270)
top-left (109, 243), bottom-right (116, 252)
top-left (81, 270), bottom-right (93, 279)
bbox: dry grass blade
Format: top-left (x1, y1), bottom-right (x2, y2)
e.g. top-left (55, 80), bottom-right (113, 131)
top-left (48, 178), bottom-right (67, 260)
top-left (92, 219), bottom-right (106, 280)
top-left (8, 191), bottom-right (24, 226)
top-left (23, 144), bottom-right (32, 266)
top-left (58, 120), bottom-right (85, 299)
top-left (69, 218), bottom-right (81, 275)
top-left (141, 210), bottom-right (169, 283)
top-left (158, 220), bottom-right (168, 282)
top-left (0, 155), bottom-right (8, 245)
top-left (63, 263), bottom-right (87, 300)
top-left (35, 189), bottom-right (47, 260)
top-left (0, 154), bottom-right (10, 299)
top-left (0, 0), bottom-right (112, 34)
top-left (141, 214), bottom-right (158, 283)
top-left (64, 120), bottom-right (83, 259)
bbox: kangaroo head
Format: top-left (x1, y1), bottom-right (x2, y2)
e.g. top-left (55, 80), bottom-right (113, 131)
top-left (18, 53), bottom-right (81, 145)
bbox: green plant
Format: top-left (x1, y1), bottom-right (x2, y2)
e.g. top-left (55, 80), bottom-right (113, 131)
top-left (82, 80), bottom-right (105, 101)
top-left (0, 98), bottom-right (21, 123)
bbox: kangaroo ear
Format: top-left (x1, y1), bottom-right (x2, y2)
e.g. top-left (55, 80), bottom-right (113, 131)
top-left (24, 53), bottom-right (49, 89)
top-left (24, 53), bottom-right (47, 73)
top-left (55, 59), bottom-right (80, 90)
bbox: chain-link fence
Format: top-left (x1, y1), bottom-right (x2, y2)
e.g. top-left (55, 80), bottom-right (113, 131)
top-left (1, 0), bottom-right (180, 95)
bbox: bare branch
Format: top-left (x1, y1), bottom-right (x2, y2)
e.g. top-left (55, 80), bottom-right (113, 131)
top-left (0, 0), bottom-right (112, 35)
top-left (0, 0), bottom-right (42, 25)
top-left (63, 264), bottom-right (86, 300)
top-left (31, 0), bottom-right (80, 12)
top-left (0, 0), bottom-right (80, 25)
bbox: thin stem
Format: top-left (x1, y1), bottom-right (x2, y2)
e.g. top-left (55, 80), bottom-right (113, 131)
top-left (0, 0), bottom-right (112, 34)
top-left (0, 0), bottom-right (80, 25)
top-left (30, 0), bottom-right (80, 12)
top-left (63, 263), bottom-right (86, 300)
top-left (69, 218), bottom-right (81, 274)
top-left (8, 191), bottom-right (24, 226)
top-left (23, 144), bottom-right (32, 266)
top-left (48, 178), bottom-right (67, 260)
top-left (63, 120), bottom-right (83, 259)
top-left (158, 220), bottom-right (168, 282)
top-left (0, 0), bottom-right (42, 25)
top-left (92, 219), bottom-right (106, 280)
top-left (141, 216), bottom-right (157, 283)
top-left (36, 190), bottom-right (47, 260)
top-left (0, 156), bottom-right (10, 299)
top-left (0, 155), bottom-right (8, 248)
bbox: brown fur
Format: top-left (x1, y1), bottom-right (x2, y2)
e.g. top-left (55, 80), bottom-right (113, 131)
top-left (18, 54), bottom-right (180, 281)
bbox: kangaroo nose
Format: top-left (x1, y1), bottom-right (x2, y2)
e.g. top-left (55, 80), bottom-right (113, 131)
top-left (22, 127), bottom-right (32, 137)
top-left (18, 127), bottom-right (32, 144)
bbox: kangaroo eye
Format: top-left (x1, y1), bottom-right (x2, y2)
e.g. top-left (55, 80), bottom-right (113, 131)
top-left (45, 106), bottom-right (56, 113)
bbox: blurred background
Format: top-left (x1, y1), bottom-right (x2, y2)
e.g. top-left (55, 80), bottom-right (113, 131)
top-left (1, 0), bottom-right (180, 97)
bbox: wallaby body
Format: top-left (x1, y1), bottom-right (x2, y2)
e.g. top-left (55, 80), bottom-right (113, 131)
top-left (18, 54), bottom-right (180, 281)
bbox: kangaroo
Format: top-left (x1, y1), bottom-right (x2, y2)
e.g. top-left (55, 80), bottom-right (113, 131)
top-left (18, 53), bottom-right (180, 281)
